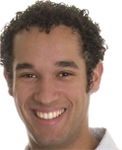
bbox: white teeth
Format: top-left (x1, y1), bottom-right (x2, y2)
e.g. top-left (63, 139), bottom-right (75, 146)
top-left (36, 109), bottom-right (65, 120)
top-left (44, 113), bottom-right (48, 119)
top-left (48, 112), bottom-right (53, 119)
top-left (61, 109), bottom-right (65, 113)
top-left (53, 112), bottom-right (57, 118)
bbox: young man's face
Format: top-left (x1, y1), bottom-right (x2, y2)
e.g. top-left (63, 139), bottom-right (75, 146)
top-left (10, 25), bottom-right (101, 149)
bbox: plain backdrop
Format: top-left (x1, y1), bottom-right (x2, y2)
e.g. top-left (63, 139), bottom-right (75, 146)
top-left (0, 0), bottom-right (122, 149)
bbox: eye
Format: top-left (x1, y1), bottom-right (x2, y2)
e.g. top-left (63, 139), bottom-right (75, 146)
top-left (21, 74), bottom-right (37, 78)
top-left (59, 72), bottom-right (73, 77)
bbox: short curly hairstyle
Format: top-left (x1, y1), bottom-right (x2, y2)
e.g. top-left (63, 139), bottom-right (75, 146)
top-left (0, 0), bottom-right (107, 92)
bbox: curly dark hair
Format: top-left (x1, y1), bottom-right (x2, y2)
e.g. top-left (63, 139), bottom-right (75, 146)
top-left (0, 0), bottom-right (107, 92)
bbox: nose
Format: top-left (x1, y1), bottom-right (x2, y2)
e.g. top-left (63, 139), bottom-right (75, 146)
top-left (34, 77), bottom-right (60, 105)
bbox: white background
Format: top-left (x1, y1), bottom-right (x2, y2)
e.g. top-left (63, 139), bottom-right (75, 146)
top-left (0, 0), bottom-right (122, 149)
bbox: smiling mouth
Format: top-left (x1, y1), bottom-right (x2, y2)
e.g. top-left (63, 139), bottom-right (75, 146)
top-left (35, 109), bottom-right (65, 120)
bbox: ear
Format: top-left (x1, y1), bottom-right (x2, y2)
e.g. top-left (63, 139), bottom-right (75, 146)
top-left (90, 61), bottom-right (103, 94)
top-left (4, 69), bottom-right (13, 96)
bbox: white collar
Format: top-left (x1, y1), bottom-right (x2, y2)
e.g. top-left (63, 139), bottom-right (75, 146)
top-left (90, 128), bottom-right (118, 150)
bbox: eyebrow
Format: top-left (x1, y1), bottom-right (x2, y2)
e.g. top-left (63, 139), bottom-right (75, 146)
top-left (55, 61), bottom-right (79, 69)
top-left (15, 63), bottom-right (34, 70)
top-left (15, 60), bottom-right (79, 71)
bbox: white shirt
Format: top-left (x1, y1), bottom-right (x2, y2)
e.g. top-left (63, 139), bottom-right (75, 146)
top-left (90, 128), bottom-right (119, 150)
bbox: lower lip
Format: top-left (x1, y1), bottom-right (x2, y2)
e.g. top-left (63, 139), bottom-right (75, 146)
top-left (33, 110), bottom-right (66, 126)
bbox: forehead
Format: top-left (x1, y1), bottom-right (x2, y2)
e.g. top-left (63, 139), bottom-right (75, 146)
top-left (14, 25), bottom-right (82, 48)
top-left (13, 25), bottom-right (83, 66)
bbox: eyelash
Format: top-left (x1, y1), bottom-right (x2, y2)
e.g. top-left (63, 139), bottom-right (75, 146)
top-left (20, 74), bottom-right (37, 78)
top-left (58, 72), bottom-right (73, 77)
top-left (20, 71), bottom-right (73, 79)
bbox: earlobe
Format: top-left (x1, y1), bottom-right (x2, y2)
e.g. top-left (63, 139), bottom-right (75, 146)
top-left (4, 69), bottom-right (13, 96)
top-left (4, 69), bottom-right (7, 81)
top-left (90, 61), bottom-right (103, 94)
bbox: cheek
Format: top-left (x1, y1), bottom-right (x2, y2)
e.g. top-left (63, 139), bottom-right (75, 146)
top-left (64, 84), bottom-right (90, 136)
top-left (13, 81), bottom-right (35, 100)
top-left (65, 80), bottom-right (89, 116)
top-left (64, 79), bottom-right (87, 102)
top-left (13, 82), bottom-right (34, 120)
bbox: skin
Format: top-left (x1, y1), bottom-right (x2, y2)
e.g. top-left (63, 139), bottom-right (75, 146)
top-left (5, 25), bottom-right (103, 149)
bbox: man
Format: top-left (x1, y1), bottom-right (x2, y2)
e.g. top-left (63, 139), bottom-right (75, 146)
top-left (0, 1), bottom-right (118, 150)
